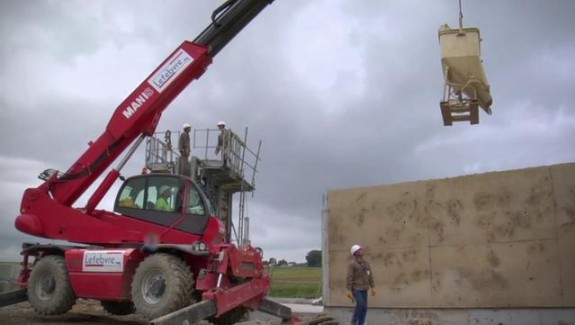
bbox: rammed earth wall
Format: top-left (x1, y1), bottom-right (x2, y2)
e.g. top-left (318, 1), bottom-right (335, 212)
top-left (323, 162), bottom-right (575, 309)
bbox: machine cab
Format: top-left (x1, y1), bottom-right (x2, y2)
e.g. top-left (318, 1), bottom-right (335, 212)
top-left (114, 174), bottom-right (215, 235)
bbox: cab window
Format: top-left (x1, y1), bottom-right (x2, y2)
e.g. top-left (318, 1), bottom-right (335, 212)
top-left (117, 177), bottom-right (145, 209)
top-left (114, 176), bottom-right (211, 234)
top-left (147, 177), bottom-right (181, 212)
top-left (116, 176), bottom-right (182, 213)
top-left (188, 186), bottom-right (205, 215)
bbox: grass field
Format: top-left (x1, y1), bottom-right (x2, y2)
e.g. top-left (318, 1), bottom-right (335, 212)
top-left (267, 266), bottom-right (322, 298)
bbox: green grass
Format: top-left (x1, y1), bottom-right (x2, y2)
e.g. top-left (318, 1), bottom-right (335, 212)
top-left (267, 266), bottom-right (322, 298)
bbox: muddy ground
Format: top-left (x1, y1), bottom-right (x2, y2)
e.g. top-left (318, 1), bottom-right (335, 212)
top-left (0, 299), bottom-right (148, 325)
top-left (0, 299), bottom-right (334, 325)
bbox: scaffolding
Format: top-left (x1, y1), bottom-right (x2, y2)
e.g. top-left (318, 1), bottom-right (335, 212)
top-left (144, 127), bottom-right (261, 247)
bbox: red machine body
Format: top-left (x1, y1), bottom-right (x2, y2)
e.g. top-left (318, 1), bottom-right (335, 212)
top-left (12, 1), bottom-right (278, 323)
top-left (16, 41), bottom-right (212, 243)
top-left (65, 249), bottom-right (146, 300)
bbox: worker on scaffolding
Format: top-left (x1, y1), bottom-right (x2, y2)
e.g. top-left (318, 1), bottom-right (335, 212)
top-left (214, 121), bottom-right (230, 165)
top-left (178, 123), bottom-right (191, 175)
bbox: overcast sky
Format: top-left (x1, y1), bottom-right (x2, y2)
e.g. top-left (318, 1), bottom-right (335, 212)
top-left (1, 0), bottom-right (574, 263)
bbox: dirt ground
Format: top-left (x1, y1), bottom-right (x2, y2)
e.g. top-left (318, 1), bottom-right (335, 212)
top-left (0, 299), bottom-right (148, 325)
top-left (0, 299), bottom-right (335, 325)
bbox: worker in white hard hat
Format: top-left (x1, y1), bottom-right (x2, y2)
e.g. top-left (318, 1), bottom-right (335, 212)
top-left (346, 244), bottom-right (375, 325)
top-left (214, 121), bottom-right (229, 161)
top-left (179, 123), bottom-right (192, 158)
top-left (178, 123), bottom-right (192, 174)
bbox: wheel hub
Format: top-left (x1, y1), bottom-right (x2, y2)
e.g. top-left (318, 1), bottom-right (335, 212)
top-left (37, 275), bottom-right (56, 300)
top-left (143, 273), bottom-right (166, 304)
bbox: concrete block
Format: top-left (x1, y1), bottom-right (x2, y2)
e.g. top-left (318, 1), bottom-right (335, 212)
top-left (551, 163), bottom-right (575, 305)
top-left (539, 309), bottom-right (575, 325)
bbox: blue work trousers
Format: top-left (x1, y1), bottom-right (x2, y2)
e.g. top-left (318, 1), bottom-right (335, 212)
top-left (351, 289), bottom-right (368, 325)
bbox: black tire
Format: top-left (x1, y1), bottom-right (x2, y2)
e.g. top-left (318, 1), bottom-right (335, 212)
top-left (101, 300), bottom-right (135, 315)
top-left (131, 253), bottom-right (194, 319)
top-left (27, 255), bottom-right (76, 315)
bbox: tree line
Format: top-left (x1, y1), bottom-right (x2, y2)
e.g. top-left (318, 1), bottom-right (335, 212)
top-left (263, 250), bottom-right (322, 267)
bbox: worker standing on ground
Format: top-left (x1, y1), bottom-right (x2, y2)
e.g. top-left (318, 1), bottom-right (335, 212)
top-left (214, 121), bottom-right (229, 163)
top-left (346, 244), bottom-right (376, 325)
top-left (178, 123), bottom-right (191, 174)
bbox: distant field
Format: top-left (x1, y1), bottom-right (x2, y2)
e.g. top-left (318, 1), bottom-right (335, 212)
top-left (267, 266), bottom-right (322, 298)
top-left (0, 262), bottom-right (21, 277)
top-left (0, 262), bottom-right (21, 292)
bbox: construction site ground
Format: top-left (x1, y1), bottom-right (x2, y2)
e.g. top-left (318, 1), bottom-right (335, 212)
top-left (0, 298), bottom-right (329, 325)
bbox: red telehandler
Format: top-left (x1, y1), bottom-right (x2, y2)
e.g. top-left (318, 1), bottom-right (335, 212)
top-left (1, 1), bottom-right (333, 324)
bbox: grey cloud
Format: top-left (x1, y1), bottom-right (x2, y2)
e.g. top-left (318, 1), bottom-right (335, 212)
top-left (0, 0), bottom-right (574, 263)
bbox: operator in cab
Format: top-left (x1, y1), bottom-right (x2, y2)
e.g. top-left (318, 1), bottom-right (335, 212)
top-left (155, 186), bottom-right (173, 212)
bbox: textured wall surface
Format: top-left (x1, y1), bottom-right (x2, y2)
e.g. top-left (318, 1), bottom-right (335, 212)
top-left (324, 162), bottom-right (575, 308)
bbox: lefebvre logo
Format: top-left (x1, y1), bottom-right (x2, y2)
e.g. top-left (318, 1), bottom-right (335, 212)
top-left (149, 49), bottom-right (194, 92)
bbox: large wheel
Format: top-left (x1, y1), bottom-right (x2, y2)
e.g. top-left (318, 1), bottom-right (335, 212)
top-left (27, 255), bottom-right (76, 315)
top-left (131, 253), bottom-right (194, 319)
top-left (101, 300), bottom-right (135, 315)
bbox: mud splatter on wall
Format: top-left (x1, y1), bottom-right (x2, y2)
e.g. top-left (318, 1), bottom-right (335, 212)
top-left (325, 163), bottom-right (575, 308)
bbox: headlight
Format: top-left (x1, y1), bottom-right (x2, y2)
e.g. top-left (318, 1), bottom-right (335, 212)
top-left (191, 241), bottom-right (208, 252)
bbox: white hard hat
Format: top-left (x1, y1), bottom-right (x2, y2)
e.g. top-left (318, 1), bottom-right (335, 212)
top-left (217, 121), bottom-right (226, 126)
top-left (182, 123), bottom-right (191, 129)
top-left (350, 244), bottom-right (362, 256)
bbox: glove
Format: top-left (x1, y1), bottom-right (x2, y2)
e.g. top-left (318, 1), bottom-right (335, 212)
top-left (371, 288), bottom-right (376, 296)
top-left (346, 291), bottom-right (355, 303)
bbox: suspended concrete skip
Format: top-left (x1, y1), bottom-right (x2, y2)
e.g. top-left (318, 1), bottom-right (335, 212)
top-left (438, 24), bottom-right (493, 126)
